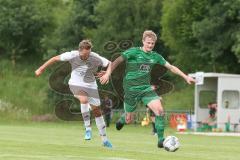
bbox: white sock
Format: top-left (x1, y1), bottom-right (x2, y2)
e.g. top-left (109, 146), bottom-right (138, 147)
top-left (95, 116), bottom-right (108, 142)
top-left (81, 103), bottom-right (91, 131)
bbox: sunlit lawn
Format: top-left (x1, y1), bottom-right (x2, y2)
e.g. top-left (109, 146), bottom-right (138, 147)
top-left (0, 122), bottom-right (240, 160)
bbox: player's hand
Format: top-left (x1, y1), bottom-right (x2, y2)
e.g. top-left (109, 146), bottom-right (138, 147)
top-left (185, 76), bottom-right (196, 84)
top-left (99, 73), bottom-right (110, 84)
top-left (35, 68), bottom-right (44, 77)
top-left (96, 70), bottom-right (106, 78)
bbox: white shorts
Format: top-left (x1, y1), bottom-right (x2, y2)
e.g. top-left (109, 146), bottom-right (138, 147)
top-left (69, 84), bottom-right (101, 106)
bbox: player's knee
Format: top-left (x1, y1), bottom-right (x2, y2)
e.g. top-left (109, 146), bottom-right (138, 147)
top-left (155, 110), bottom-right (165, 116)
top-left (92, 107), bottom-right (102, 117)
top-left (125, 119), bottom-right (132, 124)
top-left (125, 116), bottom-right (133, 124)
top-left (75, 96), bottom-right (88, 104)
top-left (82, 100), bottom-right (88, 104)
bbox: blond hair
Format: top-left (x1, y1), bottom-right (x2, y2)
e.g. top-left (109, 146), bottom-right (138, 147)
top-left (142, 30), bottom-right (157, 41)
top-left (79, 39), bottom-right (92, 50)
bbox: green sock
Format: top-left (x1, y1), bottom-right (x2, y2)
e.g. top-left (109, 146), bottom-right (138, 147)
top-left (119, 113), bottom-right (126, 124)
top-left (155, 115), bottom-right (165, 141)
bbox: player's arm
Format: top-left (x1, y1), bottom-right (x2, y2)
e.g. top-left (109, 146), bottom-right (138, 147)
top-left (35, 56), bottom-right (60, 77)
top-left (111, 56), bottom-right (124, 73)
top-left (97, 56), bottom-right (124, 79)
top-left (99, 61), bottom-right (112, 84)
top-left (164, 62), bottom-right (195, 84)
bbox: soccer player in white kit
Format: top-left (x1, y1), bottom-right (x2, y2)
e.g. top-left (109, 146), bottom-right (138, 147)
top-left (35, 40), bottom-right (112, 148)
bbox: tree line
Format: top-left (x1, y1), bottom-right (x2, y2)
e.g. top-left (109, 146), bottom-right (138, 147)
top-left (0, 0), bottom-right (239, 73)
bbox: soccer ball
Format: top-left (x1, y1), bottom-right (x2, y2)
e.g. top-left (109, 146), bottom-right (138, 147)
top-left (163, 136), bottom-right (180, 152)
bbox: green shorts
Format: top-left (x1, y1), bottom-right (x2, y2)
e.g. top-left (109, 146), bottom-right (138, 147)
top-left (124, 90), bottom-right (160, 112)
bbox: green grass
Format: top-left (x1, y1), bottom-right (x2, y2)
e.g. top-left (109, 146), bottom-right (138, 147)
top-left (0, 122), bottom-right (240, 160)
top-left (163, 85), bottom-right (194, 111)
top-left (0, 60), bottom-right (51, 119)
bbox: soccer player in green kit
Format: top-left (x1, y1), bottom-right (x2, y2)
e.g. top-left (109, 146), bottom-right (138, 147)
top-left (100, 30), bottom-right (195, 148)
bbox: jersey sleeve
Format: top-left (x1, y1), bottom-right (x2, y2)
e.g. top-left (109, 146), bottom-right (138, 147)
top-left (59, 51), bottom-right (79, 61)
top-left (121, 48), bottom-right (136, 60)
top-left (92, 52), bottom-right (110, 67)
top-left (155, 53), bottom-right (167, 66)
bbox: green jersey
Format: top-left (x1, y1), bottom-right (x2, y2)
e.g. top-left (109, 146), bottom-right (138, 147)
top-left (121, 47), bottom-right (167, 92)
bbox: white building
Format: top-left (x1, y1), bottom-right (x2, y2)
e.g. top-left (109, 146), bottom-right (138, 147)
top-left (189, 72), bottom-right (240, 132)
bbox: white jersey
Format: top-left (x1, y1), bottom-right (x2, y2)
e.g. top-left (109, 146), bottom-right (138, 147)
top-left (60, 50), bottom-right (109, 88)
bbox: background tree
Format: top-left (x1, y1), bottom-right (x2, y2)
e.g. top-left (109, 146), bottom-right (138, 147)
top-left (0, 0), bottom-right (57, 65)
top-left (60, 0), bottom-right (98, 49)
top-left (161, 0), bottom-right (240, 73)
top-left (88, 0), bottom-right (167, 58)
top-left (42, 0), bottom-right (99, 60)
top-left (192, 0), bottom-right (240, 73)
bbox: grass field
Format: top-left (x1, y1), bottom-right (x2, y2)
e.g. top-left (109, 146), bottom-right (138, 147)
top-left (0, 122), bottom-right (240, 160)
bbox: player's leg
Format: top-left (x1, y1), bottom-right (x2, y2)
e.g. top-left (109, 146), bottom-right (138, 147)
top-left (116, 111), bottom-right (134, 130)
top-left (116, 93), bottom-right (137, 130)
top-left (88, 88), bottom-right (112, 148)
top-left (76, 93), bottom-right (92, 140)
top-left (147, 107), bottom-right (157, 135)
top-left (147, 99), bottom-right (165, 148)
top-left (151, 115), bottom-right (157, 135)
top-left (142, 91), bottom-right (165, 148)
top-left (69, 85), bottom-right (92, 140)
top-left (116, 99), bottom-right (136, 130)
top-left (91, 104), bottom-right (112, 148)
